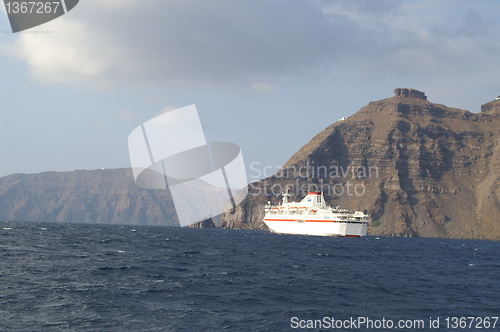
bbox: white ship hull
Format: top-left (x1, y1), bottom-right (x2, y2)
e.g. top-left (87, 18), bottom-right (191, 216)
top-left (264, 216), bottom-right (367, 237)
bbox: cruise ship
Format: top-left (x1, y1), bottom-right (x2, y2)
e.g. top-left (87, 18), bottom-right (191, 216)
top-left (263, 191), bottom-right (368, 237)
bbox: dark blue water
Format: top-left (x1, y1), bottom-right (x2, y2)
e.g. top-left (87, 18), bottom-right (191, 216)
top-left (0, 221), bottom-right (499, 331)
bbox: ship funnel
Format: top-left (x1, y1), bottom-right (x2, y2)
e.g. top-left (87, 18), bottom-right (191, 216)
top-left (300, 192), bottom-right (326, 208)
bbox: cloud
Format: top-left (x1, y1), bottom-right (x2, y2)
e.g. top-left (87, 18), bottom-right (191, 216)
top-left (3, 0), bottom-right (500, 91)
top-left (9, 17), bottom-right (120, 87)
top-left (325, 0), bottom-right (500, 86)
top-left (1, 0), bottom-right (370, 89)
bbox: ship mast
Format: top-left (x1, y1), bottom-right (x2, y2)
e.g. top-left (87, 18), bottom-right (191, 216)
top-left (282, 190), bottom-right (290, 205)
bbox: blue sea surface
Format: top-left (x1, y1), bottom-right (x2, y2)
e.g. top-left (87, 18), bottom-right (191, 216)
top-left (0, 220), bottom-right (499, 331)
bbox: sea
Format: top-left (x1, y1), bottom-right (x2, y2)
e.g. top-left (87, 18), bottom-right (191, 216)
top-left (0, 220), bottom-right (499, 332)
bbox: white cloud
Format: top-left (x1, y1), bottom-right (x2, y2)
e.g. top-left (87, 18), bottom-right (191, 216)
top-left (1, 0), bottom-right (366, 89)
top-left (2, 0), bottom-right (500, 92)
top-left (10, 17), bottom-right (120, 87)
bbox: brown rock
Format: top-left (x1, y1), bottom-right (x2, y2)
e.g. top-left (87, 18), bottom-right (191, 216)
top-left (3, 89), bottom-right (500, 240)
top-left (394, 88), bottom-right (427, 100)
top-left (189, 218), bottom-right (217, 228)
top-left (0, 168), bottom-right (179, 226)
top-left (481, 96), bottom-right (500, 115)
top-left (222, 89), bottom-right (500, 240)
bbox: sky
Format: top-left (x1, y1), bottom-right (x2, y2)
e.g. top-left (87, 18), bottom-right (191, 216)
top-left (0, 0), bottom-right (499, 182)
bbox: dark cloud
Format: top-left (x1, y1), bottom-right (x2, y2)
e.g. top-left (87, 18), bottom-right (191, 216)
top-left (6, 0), bottom-right (500, 91)
top-left (8, 0), bottom-right (384, 88)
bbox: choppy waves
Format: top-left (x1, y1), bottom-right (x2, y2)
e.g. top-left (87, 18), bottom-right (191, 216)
top-left (0, 221), bottom-right (499, 331)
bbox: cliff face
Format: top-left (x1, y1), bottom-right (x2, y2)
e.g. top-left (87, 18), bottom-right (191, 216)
top-left (0, 168), bottom-right (179, 226)
top-left (222, 89), bottom-right (500, 240)
top-left (3, 89), bottom-right (500, 239)
top-left (481, 96), bottom-right (500, 115)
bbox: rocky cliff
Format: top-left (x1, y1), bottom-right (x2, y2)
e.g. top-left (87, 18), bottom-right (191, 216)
top-left (221, 89), bottom-right (500, 240)
top-left (3, 89), bottom-right (500, 240)
top-left (0, 168), bottom-right (179, 226)
top-left (481, 96), bottom-right (500, 114)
